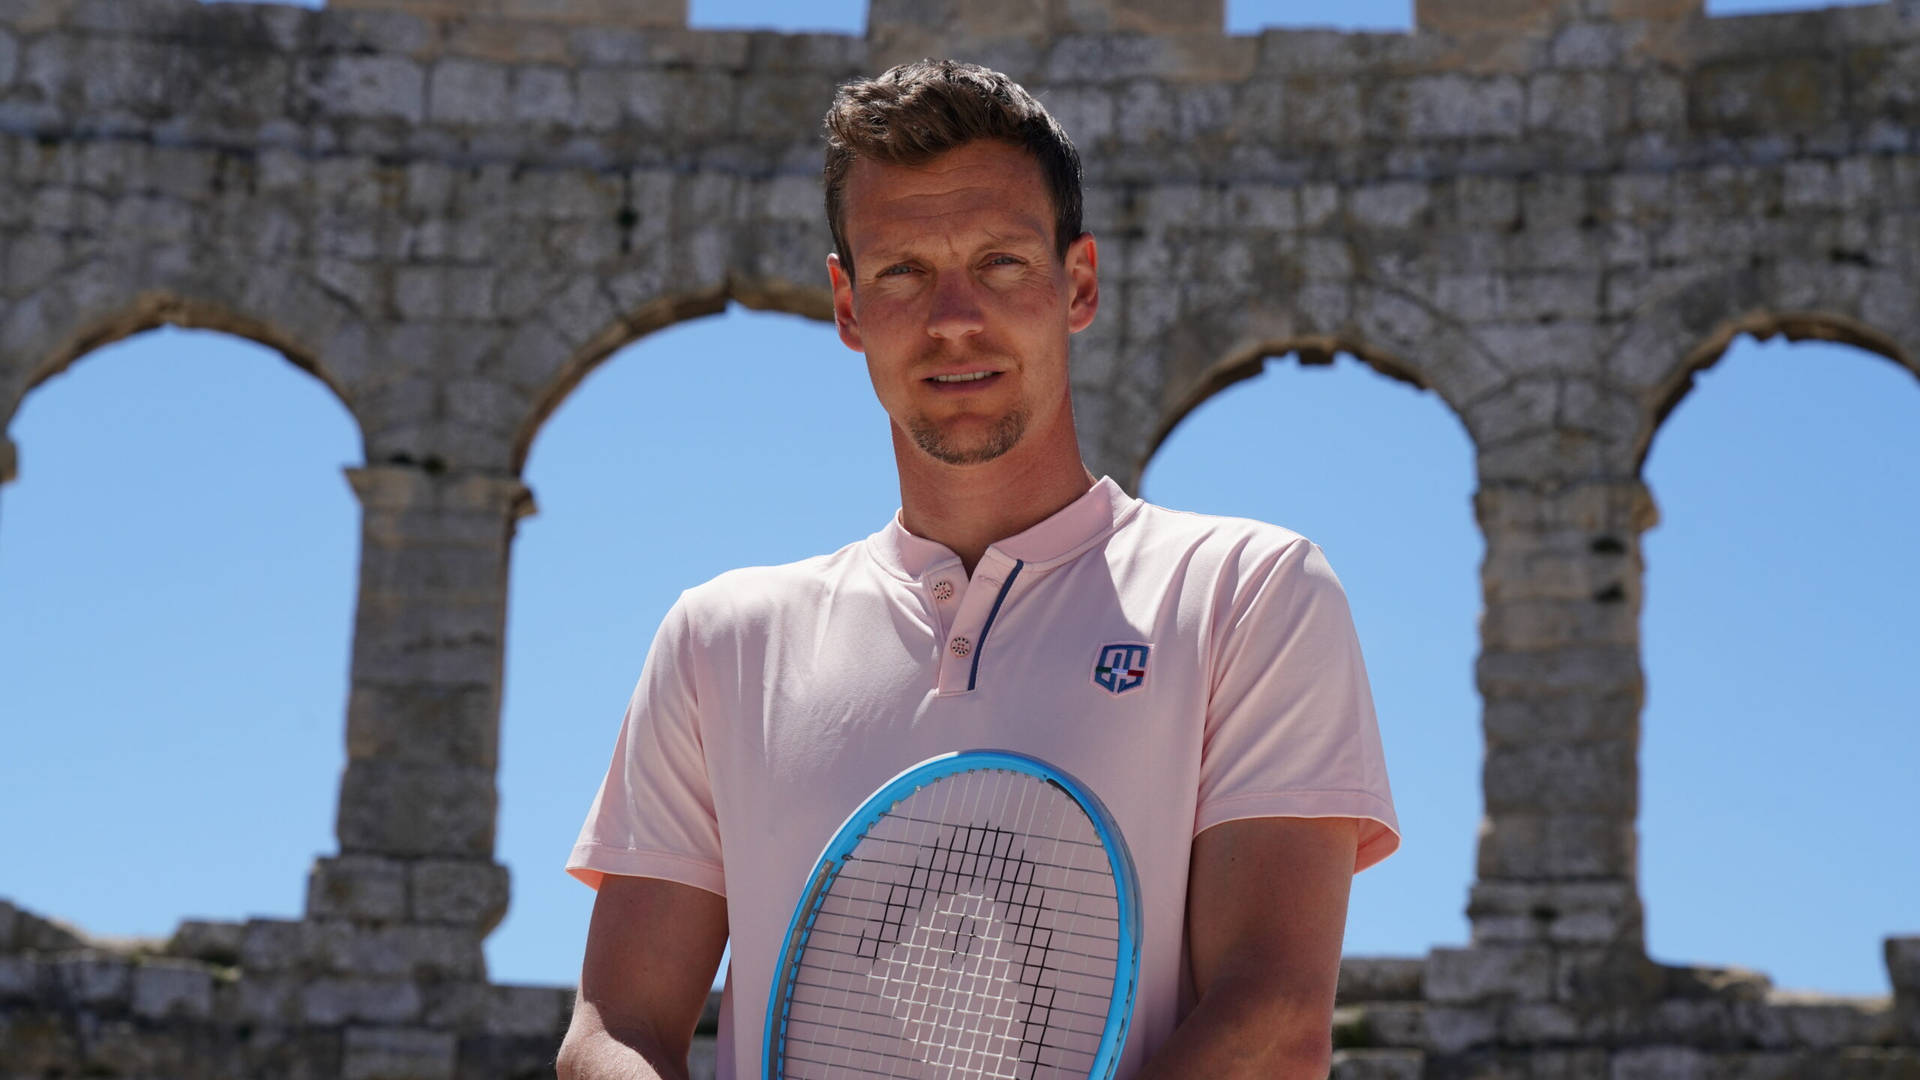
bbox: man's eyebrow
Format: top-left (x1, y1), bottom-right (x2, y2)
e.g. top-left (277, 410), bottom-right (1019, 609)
top-left (862, 225), bottom-right (1050, 267)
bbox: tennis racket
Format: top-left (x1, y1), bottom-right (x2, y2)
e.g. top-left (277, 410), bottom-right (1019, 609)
top-left (762, 750), bottom-right (1141, 1080)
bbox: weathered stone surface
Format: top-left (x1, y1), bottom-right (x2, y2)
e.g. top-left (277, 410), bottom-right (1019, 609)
top-left (302, 977), bottom-right (425, 1025)
top-left (1428, 946), bottom-right (1555, 1005)
top-left (1341, 956), bottom-right (1429, 1003)
top-left (1889, 938), bottom-right (1920, 999)
top-left (342, 1025), bottom-right (456, 1080)
top-left (308, 856), bottom-right (410, 923)
top-left (1332, 1048), bottom-right (1427, 1080)
top-left (410, 859), bottom-right (510, 930)
top-left (131, 960), bottom-right (215, 1020)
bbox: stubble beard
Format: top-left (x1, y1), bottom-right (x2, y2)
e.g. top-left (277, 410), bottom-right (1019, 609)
top-left (907, 406), bottom-right (1029, 466)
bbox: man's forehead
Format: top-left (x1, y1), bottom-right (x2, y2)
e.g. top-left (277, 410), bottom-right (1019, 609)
top-left (842, 142), bottom-right (1053, 255)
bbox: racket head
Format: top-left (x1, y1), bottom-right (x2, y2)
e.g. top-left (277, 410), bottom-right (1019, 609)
top-left (763, 749), bottom-right (1142, 1080)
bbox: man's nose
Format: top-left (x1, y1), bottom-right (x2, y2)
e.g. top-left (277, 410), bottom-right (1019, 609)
top-left (926, 272), bottom-right (986, 341)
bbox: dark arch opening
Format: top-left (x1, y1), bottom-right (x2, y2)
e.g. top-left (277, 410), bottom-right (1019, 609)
top-left (1639, 332), bottom-right (1920, 994)
top-left (1141, 348), bottom-right (1481, 960)
top-left (0, 325), bottom-right (362, 944)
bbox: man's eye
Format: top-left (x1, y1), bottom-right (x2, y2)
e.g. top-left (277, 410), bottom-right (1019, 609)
top-left (985, 255), bottom-right (1022, 267)
top-left (877, 264), bottom-right (914, 277)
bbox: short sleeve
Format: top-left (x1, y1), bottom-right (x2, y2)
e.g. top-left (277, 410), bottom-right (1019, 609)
top-left (1195, 538), bottom-right (1400, 873)
top-left (567, 595), bottom-right (727, 896)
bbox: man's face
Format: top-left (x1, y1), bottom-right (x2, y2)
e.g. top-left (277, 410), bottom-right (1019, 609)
top-left (828, 140), bottom-right (1098, 468)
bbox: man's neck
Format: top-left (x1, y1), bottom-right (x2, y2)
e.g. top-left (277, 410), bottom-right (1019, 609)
top-left (893, 416), bottom-right (1096, 577)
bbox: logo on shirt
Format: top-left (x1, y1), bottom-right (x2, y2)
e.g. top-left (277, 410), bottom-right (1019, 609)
top-left (1091, 642), bottom-right (1150, 695)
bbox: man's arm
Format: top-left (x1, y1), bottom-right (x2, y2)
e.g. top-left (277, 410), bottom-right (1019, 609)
top-left (1132, 816), bottom-right (1359, 1080)
top-left (556, 875), bottom-right (729, 1080)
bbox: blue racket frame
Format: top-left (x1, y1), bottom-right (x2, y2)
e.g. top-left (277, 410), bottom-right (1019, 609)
top-left (763, 749), bottom-right (1143, 1080)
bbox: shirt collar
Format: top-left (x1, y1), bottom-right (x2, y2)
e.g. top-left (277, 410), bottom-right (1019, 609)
top-left (866, 476), bottom-right (1142, 580)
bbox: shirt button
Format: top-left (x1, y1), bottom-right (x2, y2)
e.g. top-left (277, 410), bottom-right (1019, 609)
top-left (949, 636), bottom-right (972, 657)
top-left (932, 579), bottom-right (955, 602)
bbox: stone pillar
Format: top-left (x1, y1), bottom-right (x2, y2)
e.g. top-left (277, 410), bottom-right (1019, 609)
top-left (313, 465), bottom-right (534, 940)
top-left (326, 0), bottom-right (688, 26)
top-left (1430, 478), bottom-right (1661, 1007)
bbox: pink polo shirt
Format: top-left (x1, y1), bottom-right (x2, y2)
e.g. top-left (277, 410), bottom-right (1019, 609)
top-left (569, 477), bottom-right (1398, 1079)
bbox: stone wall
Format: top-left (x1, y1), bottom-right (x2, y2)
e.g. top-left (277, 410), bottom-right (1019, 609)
top-left (0, 0), bottom-right (1915, 1075)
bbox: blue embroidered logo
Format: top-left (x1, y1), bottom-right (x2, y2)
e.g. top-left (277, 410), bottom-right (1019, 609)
top-left (1092, 643), bottom-right (1150, 695)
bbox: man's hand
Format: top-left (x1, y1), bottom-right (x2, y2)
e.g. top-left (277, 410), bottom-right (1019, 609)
top-left (556, 875), bottom-right (729, 1080)
top-left (1133, 816), bottom-right (1360, 1080)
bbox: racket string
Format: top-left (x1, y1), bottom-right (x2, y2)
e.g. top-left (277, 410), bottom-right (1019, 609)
top-left (777, 766), bottom-right (1123, 1079)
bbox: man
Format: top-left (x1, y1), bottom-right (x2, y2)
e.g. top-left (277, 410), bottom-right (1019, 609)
top-left (558, 60), bottom-right (1398, 1080)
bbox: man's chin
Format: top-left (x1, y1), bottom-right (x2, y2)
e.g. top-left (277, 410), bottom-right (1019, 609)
top-left (908, 414), bottom-right (1027, 467)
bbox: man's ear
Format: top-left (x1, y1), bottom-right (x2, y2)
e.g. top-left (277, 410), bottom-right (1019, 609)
top-left (1065, 232), bottom-right (1099, 335)
top-left (828, 253), bottom-right (864, 352)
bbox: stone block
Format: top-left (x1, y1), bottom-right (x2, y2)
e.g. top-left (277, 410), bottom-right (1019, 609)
top-left (308, 855), bottom-right (410, 922)
top-left (1465, 376), bottom-right (1558, 445)
top-left (411, 859), bottom-right (510, 929)
top-left (131, 960), bottom-right (214, 1020)
top-left (510, 64), bottom-right (575, 124)
top-left (1475, 812), bottom-right (1637, 879)
top-left (1331, 1049), bottom-right (1425, 1080)
top-left (330, 0), bottom-right (687, 25)
top-left (1554, 947), bottom-right (1663, 1005)
top-left (487, 983), bottom-right (569, 1037)
top-left (48, 953), bottom-right (132, 1007)
top-left (1611, 1046), bottom-right (1712, 1080)
top-left (1400, 74), bottom-right (1525, 140)
top-left (336, 761), bottom-right (497, 859)
top-left (1350, 180), bottom-right (1431, 230)
top-left (0, 953), bottom-right (38, 999)
top-left (302, 976), bottom-right (424, 1025)
top-left (343, 1025), bottom-right (457, 1080)
top-left (1483, 739), bottom-right (1638, 815)
top-left (222, 972), bottom-right (302, 1024)
top-left (1426, 945), bottom-right (1555, 1004)
top-left (1469, 880), bottom-right (1642, 947)
top-left (0, 29), bottom-right (18, 90)
top-left (1476, 646), bottom-right (1643, 698)
top-left (304, 55), bottom-right (426, 124)
top-left (303, 919), bottom-right (487, 981)
top-left (345, 682), bottom-right (501, 770)
top-left (1339, 956), bottom-right (1428, 1002)
top-left (1888, 937), bottom-right (1920, 999)
top-left (239, 919), bottom-right (307, 972)
top-left (1424, 1004), bottom-right (1501, 1053)
top-left (427, 57), bottom-right (509, 126)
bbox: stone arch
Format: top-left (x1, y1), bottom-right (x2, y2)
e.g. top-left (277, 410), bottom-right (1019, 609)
top-left (1605, 264), bottom-right (1920, 473)
top-left (1634, 309), bottom-right (1915, 470)
top-left (1, 262), bottom-right (366, 457)
top-left (509, 275), bottom-right (835, 475)
top-left (1126, 282), bottom-right (1476, 489)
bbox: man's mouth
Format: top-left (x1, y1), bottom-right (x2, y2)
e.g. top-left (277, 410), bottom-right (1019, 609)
top-left (928, 371), bottom-right (998, 384)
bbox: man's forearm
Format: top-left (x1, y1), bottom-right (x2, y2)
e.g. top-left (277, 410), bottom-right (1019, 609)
top-left (1129, 968), bottom-right (1334, 1080)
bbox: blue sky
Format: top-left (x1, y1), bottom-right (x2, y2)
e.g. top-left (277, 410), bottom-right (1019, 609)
top-left (2, 0), bottom-right (1911, 1001)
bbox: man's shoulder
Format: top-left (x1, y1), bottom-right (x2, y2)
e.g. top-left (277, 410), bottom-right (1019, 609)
top-left (1124, 499), bottom-right (1316, 566)
top-left (676, 536), bottom-right (881, 625)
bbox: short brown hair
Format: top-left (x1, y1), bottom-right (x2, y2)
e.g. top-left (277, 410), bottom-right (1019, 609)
top-left (822, 60), bottom-right (1083, 277)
